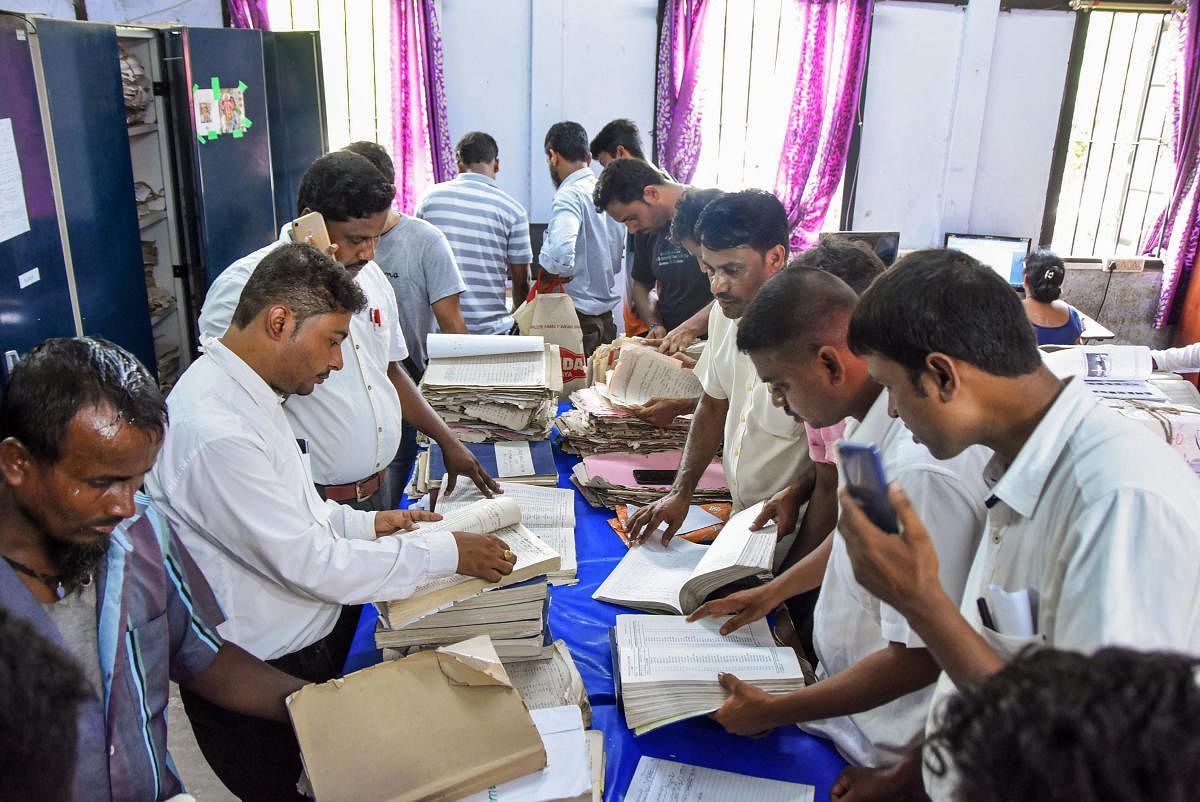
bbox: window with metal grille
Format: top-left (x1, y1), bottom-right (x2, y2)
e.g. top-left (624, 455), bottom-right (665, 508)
top-left (684, 0), bottom-right (845, 230)
top-left (1043, 10), bottom-right (1175, 258)
top-left (266, 0), bottom-right (392, 150)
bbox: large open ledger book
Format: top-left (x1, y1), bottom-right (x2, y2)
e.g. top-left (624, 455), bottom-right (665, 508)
top-left (626, 757), bottom-right (814, 802)
top-left (592, 502), bottom-right (774, 614)
top-left (612, 615), bottom-right (808, 734)
top-left (380, 497), bottom-right (560, 627)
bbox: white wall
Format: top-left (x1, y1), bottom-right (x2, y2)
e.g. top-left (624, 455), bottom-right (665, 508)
top-left (441, 0), bottom-right (659, 221)
top-left (3, 0), bottom-right (221, 26)
top-left (853, 1), bottom-right (1075, 249)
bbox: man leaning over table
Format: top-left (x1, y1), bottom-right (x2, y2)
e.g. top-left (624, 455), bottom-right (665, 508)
top-left (625, 190), bottom-right (812, 563)
top-left (198, 150), bottom-right (498, 510)
top-left (149, 244), bottom-right (517, 801)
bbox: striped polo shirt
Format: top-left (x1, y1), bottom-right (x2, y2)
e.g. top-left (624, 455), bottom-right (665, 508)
top-left (416, 172), bottom-right (534, 335)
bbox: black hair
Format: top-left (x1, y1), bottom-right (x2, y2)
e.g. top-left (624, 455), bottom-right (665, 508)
top-left (1024, 249), bottom-right (1067, 303)
top-left (0, 337), bottom-right (166, 467)
top-left (788, 235), bottom-right (886, 296)
top-left (230, 243), bottom-right (368, 331)
top-left (455, 131), bottom-right (499, 166)
top-left (296, 151), bottom-right (395, 221)
top-left (847, 248), bottom-right (1041, 386)
top-left (668, 187), bottom-right (725, 246)
top-left (593, 157), bottom-right (668, 211)
top-left (341, 141), bottom-right (395, 185)
top-left (589, 118), bottom-right (645, 160)
top-left (737, 267), bottom-right (859, 354)
top-left (544, 121), bottom-right (590, 163)
top-left (693, 189), bottom-right (789, 256)
top-left (927, 647), bottom-right (1200, 802)
top-left (0, 607), bottom-right (92, 802)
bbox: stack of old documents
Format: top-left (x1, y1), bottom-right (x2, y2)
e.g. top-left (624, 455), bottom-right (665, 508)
top-left (558, 343), bottom-right (701, 455)
top-left (421, 334), bottom-right (563, 442)
top-left (570, 451), bottom-right (731, 509)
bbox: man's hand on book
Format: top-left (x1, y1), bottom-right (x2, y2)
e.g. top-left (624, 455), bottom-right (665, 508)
top-left (626, 490), bottom-right (692, 546)
top-left (441, 440), bottom-right (503, 498)
top-left (750, 477), bottom-right (816, 538)
top-left (630, 397), bottom-right (693, 429)
top-left (710, 673), bottom-right (780, 736)
top-left (374, 509), bottom-right (443, 536)
top-left (452, 531), bottom-right (517, 582)
top-left (687, 584), bottom-right (781, 635)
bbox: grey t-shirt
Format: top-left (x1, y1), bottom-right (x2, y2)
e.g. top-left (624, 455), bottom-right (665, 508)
top-left (374, 214), bottom-right (468, 370)
top-left (42, 580), bottom-right (103, 698)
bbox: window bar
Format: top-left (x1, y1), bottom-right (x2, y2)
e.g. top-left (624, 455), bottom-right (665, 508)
top-left (1092, 13), bottom-right (1152, 254)
top-left (1069, 14), bottom-right (1119, 255)
top-left (1134, 15), bottom-right (1171, 251)
top-left (1112, 13), bottom-right (1167, 250)
top-left (739, 0), bottom-right (758, 183)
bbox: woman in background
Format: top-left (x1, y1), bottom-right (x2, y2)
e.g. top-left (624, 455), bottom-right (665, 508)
top-left (1022, 250), bottom-right (1082, 345)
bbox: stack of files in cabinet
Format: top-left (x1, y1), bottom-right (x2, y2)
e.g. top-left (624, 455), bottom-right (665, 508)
top-left (570, 451), bottom-right (731, 509)
top-left (437, 480), bottom-right (579, 586)
top-left (612, 614), bottom-right (808, 734)
top-left (408, 438), bottom-right (558, 497)
top-left (376, 577), bottom-right (550, 655)
top-left (420, 333), bottom-right (563, 443)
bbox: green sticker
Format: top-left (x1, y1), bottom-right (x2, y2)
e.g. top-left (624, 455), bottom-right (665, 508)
top-left (242, 118), bottom-right (253, 129)
top-left (211, 76), bottom-right (220, 95)
top-left (238, 80), bottom-right (247, 92)
top-left (207, 131), bottom-right (218, 140)
top-left (232, 130), bottom-right (244, 139)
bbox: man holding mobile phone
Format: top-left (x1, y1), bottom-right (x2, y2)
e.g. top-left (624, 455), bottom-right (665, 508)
top-left (687, 267), bottom-right (991, 770)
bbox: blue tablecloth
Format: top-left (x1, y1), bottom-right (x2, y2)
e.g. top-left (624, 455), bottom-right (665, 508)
top-left (343, 406), bottom-right (849, 800)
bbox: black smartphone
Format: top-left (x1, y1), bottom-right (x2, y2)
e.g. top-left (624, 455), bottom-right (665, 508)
top-left (836, 442), bottom-right (899, 532)
top-left (632, 469), bottom-right (678, 486)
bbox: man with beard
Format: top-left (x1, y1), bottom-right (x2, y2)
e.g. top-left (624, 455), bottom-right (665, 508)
top-left (538, 121), bottom-right (626, 356)
top-left (199, 150), bottom-right (498, 510)
top-left (0, 337), bottom-right (311, 801)
top-left (152, 244), bottom-right (515, 800)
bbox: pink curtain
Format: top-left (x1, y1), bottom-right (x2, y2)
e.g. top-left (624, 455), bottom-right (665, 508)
top-left (1142, 5), bottom-right (1200, 328)
top-left (775, 0), bottom-right (873, 252)
top-left (654, 0), bottom-right (713, 182)
top-left (227, 0), bottom-right (269, 29)
top-left (390, 0), bottom-right (454, 213)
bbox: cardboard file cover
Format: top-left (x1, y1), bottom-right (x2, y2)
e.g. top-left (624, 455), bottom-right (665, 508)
top-left (286, 636), bottom-right (547, 801)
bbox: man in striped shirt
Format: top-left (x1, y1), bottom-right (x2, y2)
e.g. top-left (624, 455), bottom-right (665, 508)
top-left (416, 132), bottom-right (533, 335)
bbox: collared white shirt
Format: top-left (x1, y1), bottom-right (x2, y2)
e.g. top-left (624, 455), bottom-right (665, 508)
top-left (145, 338), bottom-right (458, 660)
top-left (923, 377), bottom-right (1200, 799)
top-left (198, 226), bottom-right (409, 484)
top-left (693, 304), bottom-right (811, 510)
top-left (801, 391), bottom-right (990, 767)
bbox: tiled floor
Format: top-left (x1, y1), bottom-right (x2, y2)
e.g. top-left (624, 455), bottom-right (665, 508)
top-left (168, 683), bottom-right (237, 801)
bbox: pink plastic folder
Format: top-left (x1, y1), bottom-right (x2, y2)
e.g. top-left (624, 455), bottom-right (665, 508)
top-left (581, 452), bottom-right (727, 489)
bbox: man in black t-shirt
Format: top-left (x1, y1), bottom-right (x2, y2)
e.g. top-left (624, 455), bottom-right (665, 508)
top-left (594, 158), bottom-right (717, 354)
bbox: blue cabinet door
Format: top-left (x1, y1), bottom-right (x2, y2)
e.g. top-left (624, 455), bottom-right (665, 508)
top-left (0, 16), bottom-right (78, 367)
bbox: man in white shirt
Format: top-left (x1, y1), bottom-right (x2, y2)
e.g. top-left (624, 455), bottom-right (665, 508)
top-left (198, 150), bottom-right (497, 510)
top-left (626, 191), bottom-right (811, 551)
top-left (150, 243), bottom-right (515, 800)
top-left (689, 267), bottom-right (989, 767)
top-left (825, 249), bottom-right (1200, 801)
top-left (538, 121), bottom-right (626, 356)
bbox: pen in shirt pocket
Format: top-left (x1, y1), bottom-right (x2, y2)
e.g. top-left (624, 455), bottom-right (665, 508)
top-left (976, 597), bottom-right (997, 631)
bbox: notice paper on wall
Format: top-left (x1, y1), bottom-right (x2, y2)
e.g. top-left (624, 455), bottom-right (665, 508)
top-left (0, 119), bottom-right (31, 245)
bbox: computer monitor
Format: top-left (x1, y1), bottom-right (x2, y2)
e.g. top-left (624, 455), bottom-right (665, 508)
top-left (943, 233), bottom-right (1031, 286)
top-left (820, 231), bottom-right (901, 267)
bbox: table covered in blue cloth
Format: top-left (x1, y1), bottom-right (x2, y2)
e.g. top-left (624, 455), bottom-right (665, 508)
top-left (344, 406), bottom-right (848, 800)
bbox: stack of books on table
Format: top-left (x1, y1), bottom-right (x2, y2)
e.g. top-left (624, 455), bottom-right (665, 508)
top-left (611, 614), bottom-right (809, 734)
top-left (437, 481), bottom-right (579, 586)
top-left (374, 496), bottom-right (562, 662)
top-left (419, 333), bottom-right (563, 443)
top-left (407, 438), bottom-right (558, 497)
top-left (570, 451), bottom-right (732, 509)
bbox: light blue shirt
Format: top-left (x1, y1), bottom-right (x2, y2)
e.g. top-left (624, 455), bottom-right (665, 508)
top-left (539, 167), bottom-right (625, 315)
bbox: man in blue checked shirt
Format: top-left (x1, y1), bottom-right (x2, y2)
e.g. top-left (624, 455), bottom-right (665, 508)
top-left (0, 338), bottom-right (307, 802)
top-left (539, 121), bottom-right (626, 356)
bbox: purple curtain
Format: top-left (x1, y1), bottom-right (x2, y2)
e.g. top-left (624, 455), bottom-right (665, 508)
top-left (654, 0), bottom-right (712, 182)
top-left (775, 0), bottom-right (873, 252)
top-left (390, 0), bottom-right (454, 214)
top-left (227, 0), bottom-right (269, 29)
top-left (1142, 5), bottom-right (1200, 328)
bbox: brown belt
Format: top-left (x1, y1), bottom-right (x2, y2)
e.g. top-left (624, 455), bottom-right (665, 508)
top-left (322, 469), bottom-right (385, 503)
